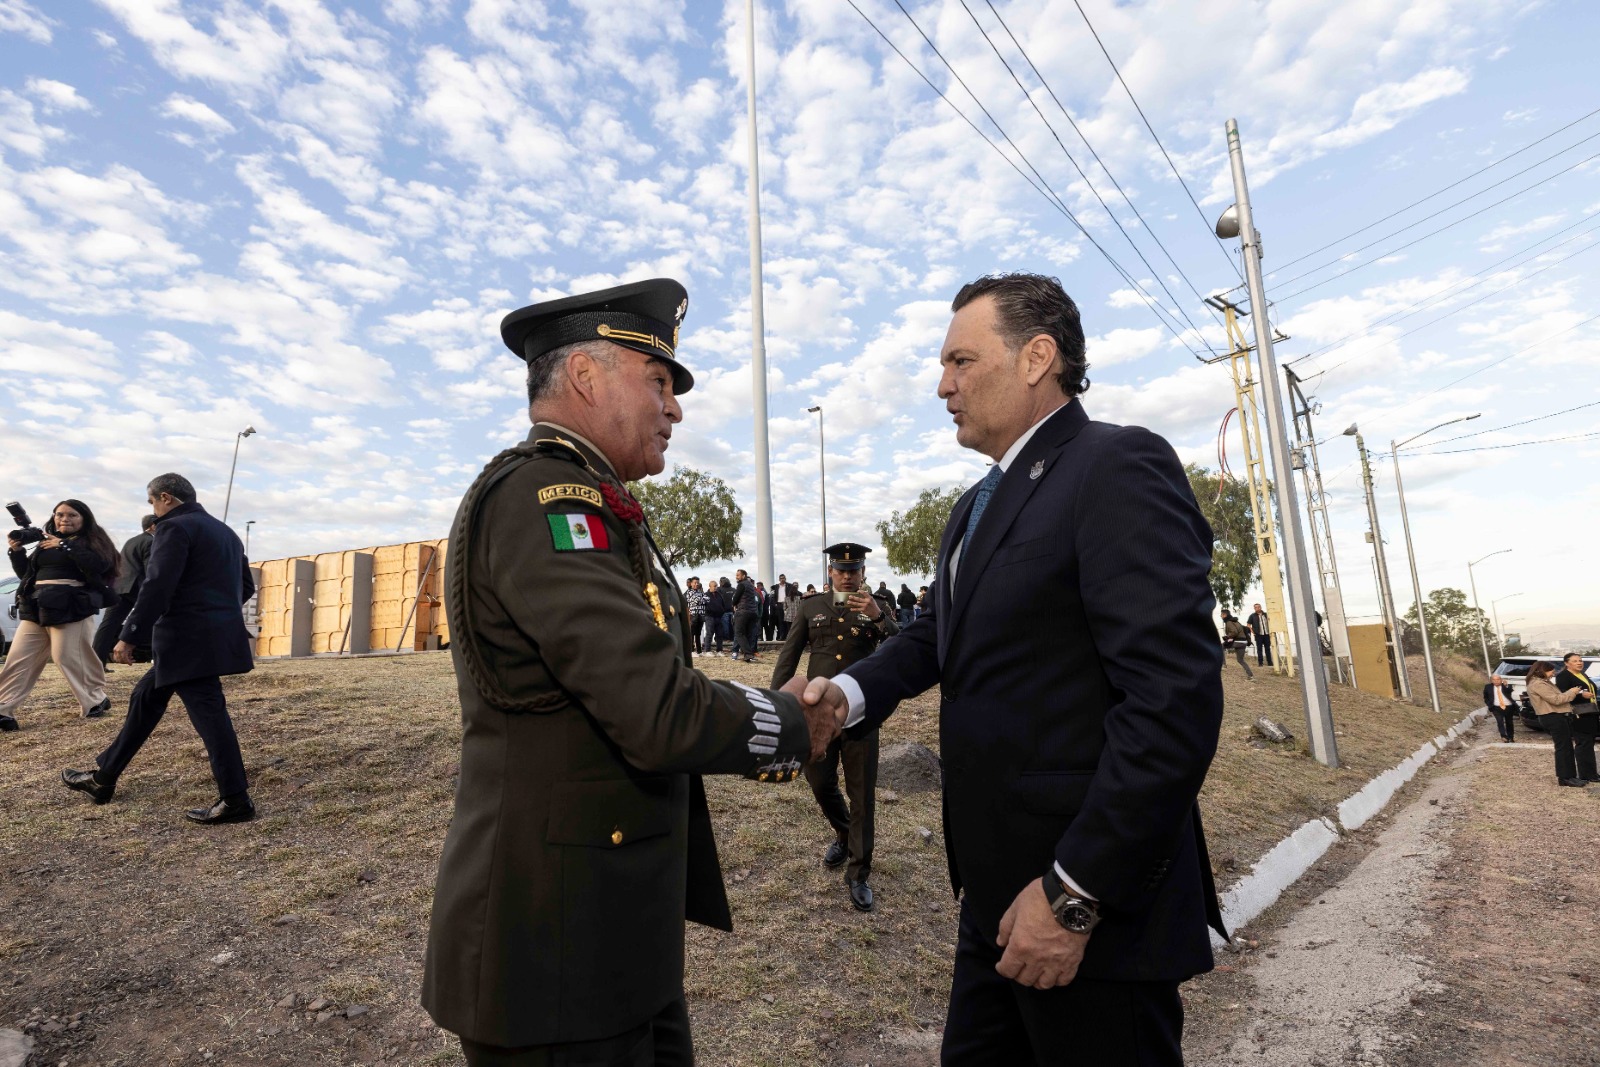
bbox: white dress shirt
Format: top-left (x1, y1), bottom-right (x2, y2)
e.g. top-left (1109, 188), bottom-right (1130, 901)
top-left (829, 403), bottom-right (1094, 899)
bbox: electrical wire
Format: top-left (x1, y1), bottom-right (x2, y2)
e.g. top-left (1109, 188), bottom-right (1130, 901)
top-left (1276, 147), bottom-right (1600, 302)
top-left (974, 0), bottom-right (1225, 327)
top-left (1405, 429), bottom-right (1600, 456)
top-left (1288, 231), bottom-right (1600, 383)
top-left (1069, 0), bottom-right (1241, 280)
top-left (1268, 104), bottom-right (1600, 276)
top-left (1401, 400), bottom-right (1600, 449)
top-left (953, 0), bottom-right (1223, 342)
top-left (1417, 310), bottom-right (1600, 398)
top-left (1286, 207), bottom-right (1600, 367)
top-left (845, 0), bottom-right (1209, 356)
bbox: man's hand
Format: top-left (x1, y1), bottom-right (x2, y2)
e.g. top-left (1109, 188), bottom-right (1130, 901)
top-left (112, 641), bottom-right (135, 665)
top-left (847, 590), bottom-right (881, 619)
top-left (995, 878), bottom-right (1090, 990)
top-left (791, 676), bottom-right (849, 762)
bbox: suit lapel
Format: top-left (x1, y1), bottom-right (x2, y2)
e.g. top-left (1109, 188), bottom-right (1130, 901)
top-left (948, 402), bottom-right (1090, 629)
top-left (937, 484), bottom-right (980, 660)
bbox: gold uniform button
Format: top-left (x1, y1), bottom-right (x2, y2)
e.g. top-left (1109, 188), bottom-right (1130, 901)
top-left (837, 635), bottom-right (844, 641)
top-left (611, 829), bottom-right (623, 845)
top-left (836, 654), bottom-right (843, 661)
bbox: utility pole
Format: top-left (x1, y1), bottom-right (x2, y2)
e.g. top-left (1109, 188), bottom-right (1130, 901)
top-left (1346, 426), bottom-right (1411, 700)
top-left (808, 405), bottom-right (828, 587)
top-left (744, 0), bottom-right (775, 588)
top-left (1468, 549), bottom-right (1512, 674)
top-left (1285, 368), bottom-right (1351, 685)
top-left (1216, 119), bottom-right (1339, 768)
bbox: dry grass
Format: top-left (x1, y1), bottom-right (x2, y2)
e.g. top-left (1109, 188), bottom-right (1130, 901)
top-left (0, 646), bottom-right (1484, 1066)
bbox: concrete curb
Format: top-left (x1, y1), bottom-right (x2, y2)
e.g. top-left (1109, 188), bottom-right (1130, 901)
top-left (1211, 707), bottom-right (1487, 944)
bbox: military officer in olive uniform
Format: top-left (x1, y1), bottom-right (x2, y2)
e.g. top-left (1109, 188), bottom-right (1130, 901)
top-left (423, 279), bottom-right (836, 1066)
top-left (771, 543), bottom-right (899, 911)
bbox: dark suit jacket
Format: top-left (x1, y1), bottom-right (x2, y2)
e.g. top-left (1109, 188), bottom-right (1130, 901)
top-left (844, 401), bottom-right (1226, 982)
top-left (121, 502), bottom-right (254, 687)
top-left (1555, 669), bottom-right (1595, 711)
top-left (113, 531), bottom-right (154, 597)
top-left (1483, 683), bottom-right (1516, 711)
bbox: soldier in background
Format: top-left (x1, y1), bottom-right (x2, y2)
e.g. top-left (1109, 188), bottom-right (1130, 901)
top-left (771, 543), bottom-right (898, 911)
top-left (422, 279), bottom-right (835, 1066)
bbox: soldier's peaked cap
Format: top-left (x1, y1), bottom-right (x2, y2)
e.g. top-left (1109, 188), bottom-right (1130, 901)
top-left (825, 542), bottom-right (870, 570)
top-left (500, 278), bottom-right (694, 394)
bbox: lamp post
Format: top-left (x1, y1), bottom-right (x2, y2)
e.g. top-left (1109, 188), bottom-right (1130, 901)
top-left (807, 405), bottom-right (827, 585)
top-left (1491, 592), bottom-right (1524, 656)
top-left (1344, 423), bottom-right (1409, 700)
top-left (222, 425), bottom-right (256, 523)
top-left (1467, 549), bottom-right (1512, 674)
top-left (244, 520), bottom-right (255, 558)
top-left (1392, 413), bottom-right (1480, 715)
top-left (1215, 118), bottom-right (1338, 768)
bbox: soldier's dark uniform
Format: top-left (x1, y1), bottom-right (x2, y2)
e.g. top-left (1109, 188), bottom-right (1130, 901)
top-left (423, 280), bottom-right (815, 1065)
top-left (770, 543), bottom-right (898, 911)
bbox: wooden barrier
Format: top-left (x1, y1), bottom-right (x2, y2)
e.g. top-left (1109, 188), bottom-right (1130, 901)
top-left (253, 537), bottom-right (449, 657)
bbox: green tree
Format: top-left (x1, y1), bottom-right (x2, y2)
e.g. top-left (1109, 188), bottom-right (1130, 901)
top-left (876, 486), bottom-right (965, 577)
top-left (1402, 587), bottom-right (1496, 662)
top-left (629, 465), bottom-right (742, 569)
top-left (1184, 465), bottom-right (1258, 613)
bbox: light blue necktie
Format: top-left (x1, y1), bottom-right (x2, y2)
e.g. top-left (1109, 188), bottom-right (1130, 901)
top-left (963, 465), bottom-right (1003, 547)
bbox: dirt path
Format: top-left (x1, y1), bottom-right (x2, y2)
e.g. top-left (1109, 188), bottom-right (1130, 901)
top-left (1189, 724), bottom-right (1600, 1067)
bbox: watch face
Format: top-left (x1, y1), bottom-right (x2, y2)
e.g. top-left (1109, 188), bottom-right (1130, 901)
top-left (1059, 903), bottom-right (1096, 934)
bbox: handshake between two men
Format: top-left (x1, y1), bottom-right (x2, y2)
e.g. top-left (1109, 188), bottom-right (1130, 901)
top-left (781, 674), bottom-right (851, 765)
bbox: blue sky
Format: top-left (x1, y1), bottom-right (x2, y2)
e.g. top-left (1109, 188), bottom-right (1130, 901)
top-left (0, 0), bottom-right (1594, 641)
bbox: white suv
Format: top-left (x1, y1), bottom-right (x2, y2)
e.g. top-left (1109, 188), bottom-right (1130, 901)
top-left (1494, 654), bottom-right (1600, 730)
top-left (1, 575), bottom-right (19, 653)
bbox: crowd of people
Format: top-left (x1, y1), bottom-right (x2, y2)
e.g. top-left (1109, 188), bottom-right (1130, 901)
top-left (680, 572), bottom-right (928, 660)
top-left (1519, 655), bottom-right (1597, 787)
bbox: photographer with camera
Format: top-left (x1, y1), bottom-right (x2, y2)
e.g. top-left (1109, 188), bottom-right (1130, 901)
top-left (0, 500), bottom-right (118, 731)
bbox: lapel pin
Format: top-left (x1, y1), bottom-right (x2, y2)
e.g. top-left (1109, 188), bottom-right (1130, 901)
top-left (1029, 460), bottom-right (1045, 480)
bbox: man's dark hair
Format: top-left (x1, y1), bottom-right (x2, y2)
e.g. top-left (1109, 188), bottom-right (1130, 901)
top-left (148, 473), bottom-right (197, 504)
top-left (952, 272), bottom-right (1090, 396)
top-left (141, 514), bottom-right (158, 531)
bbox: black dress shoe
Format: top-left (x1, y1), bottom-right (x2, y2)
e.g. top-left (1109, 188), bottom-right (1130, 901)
top-left (0, 715), bottom-right (18, 732)
top-left (61, 768), bottom-right (115, 804)
top-left (1559, 778), bottom-right (1590, 788)
top-left (846, 877), bottom-right (874, 912)
top-left (822, 839), bottom-right (848, 869)
top-left (84, 697), bottom-right (111, 719)
top-left (186, 797), bottom-right (256, 824)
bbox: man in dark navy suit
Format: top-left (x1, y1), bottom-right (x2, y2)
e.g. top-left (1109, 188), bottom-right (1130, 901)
top-left (802, 273), bottom-right (1226, 1065)
top-left (62, 472), bottom-right (258, 824)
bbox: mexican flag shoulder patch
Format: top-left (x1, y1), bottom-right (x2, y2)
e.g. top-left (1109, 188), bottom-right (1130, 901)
top-left (546, 512), bottom-right (610, 551)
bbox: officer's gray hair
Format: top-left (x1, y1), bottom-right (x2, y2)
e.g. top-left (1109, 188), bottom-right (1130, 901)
top-left (526, 340), bottom-right (622, 404)
top-left (147, 472), bottom-right (197, 504)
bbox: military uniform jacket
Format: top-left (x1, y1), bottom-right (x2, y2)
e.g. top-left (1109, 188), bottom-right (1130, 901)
top-left (770, 590), bottom-right (899, 688)
top-left (422, 425), bottom-right (813, 1048)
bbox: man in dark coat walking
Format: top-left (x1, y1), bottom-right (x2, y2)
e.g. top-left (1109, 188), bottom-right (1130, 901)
top-left (92, 514), bottom-right (157, 665)
top-left (799, 274), bottom-right (1225, 1066)
top-left (62, 473), bottom-right (257, 824)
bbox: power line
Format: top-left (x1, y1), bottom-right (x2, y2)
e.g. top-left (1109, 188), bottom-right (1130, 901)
top-left (1289, 234), bottom-right (1600, 384)
top-left (973, 0), bottom-right (1225, 328)
top-left (1406, 429), bottom-right (1600, 456)
top-left (1069, 0), bottom-right (1241, 281)
top-left (951, 0), bottom-right (1220, 341)
top-left (1287, 208), bottom-right (1600, 367)
top-left (1405, 400), bottom-right (1600, 449)
top-left (850, 0), bottom-right (1210, 355)
top-left (1269, 104), bottom-right (1600, 276)
top-left (1275, 147), bottom-right (1600, 302)
top-left (1418, 310), bottom-right (1600, 397)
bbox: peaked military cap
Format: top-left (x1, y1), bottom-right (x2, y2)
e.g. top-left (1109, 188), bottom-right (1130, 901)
top-left (825, 542), bottom-right (870, 570)
top-left (501, 278), bottom-right (695, 394)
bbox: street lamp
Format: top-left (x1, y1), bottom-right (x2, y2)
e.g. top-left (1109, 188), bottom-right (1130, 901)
top-left (1467, 549), bottom-right (1512, 674)
top-left (244, 520), bottom-right (256, 558)
top-left (807, 406), bottom-right (827, 586)
top-left (223, 425), bottom-right (256, 523)
top-left (1392, 413), bottom-right (1480, 714)
top-left (1344, 423), bottom-right (1409, 700)
top-left (1491, 592), bottom-right (1524, 654)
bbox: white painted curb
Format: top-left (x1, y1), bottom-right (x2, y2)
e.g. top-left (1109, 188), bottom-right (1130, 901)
top-left (1211, 707), bottom-right (1487, 945)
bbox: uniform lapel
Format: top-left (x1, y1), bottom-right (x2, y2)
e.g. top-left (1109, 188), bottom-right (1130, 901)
top-left (948, 402), bottom-right (1089, 629)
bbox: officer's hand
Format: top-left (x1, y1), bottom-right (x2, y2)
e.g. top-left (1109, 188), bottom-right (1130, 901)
top-left (795, 676), bottom-right (847, 762)
top-left (995, 878), bottom-right (1090, 990)
top-left (847, 590), bottom-right (880, 619)
top-left (112, 641), bottom-right (135, 665)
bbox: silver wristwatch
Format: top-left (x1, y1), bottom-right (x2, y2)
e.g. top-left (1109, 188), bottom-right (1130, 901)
top-left (1041, 871), bottom-right (1101, 934)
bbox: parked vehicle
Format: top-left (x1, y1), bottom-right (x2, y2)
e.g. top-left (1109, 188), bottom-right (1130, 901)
top-left (1, 575), bottom-right (18, 654)
top-left (1494, 655), bottom-right (1600, 731)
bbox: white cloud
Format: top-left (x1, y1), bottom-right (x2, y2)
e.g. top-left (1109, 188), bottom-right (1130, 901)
top-left (0, 309), bottom-right (118, 376)
top-left (1087, 326), bottom-right (1164, 367)
top-left (159, 93), bottom-right (235, 136)
top-left (25, 78), bottom-right (91, 112)
top-left (0, 0), bottom-right (52, 43)
top-left (95, 0), bottom-right (293, 90)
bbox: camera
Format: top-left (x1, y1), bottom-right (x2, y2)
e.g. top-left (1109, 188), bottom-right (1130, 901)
top-left (5, 502), bottom-right (45, 547)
